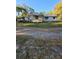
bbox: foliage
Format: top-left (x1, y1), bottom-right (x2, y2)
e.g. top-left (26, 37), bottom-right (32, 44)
top-left (16, 6), bottom-right (27, 12)
top-left (16, 5), bottom-right (35, 18)
top-left (28, 7), bottom-right (35, 14)
top-left (48, 2), bottom-right (62, 20)
top-left (40, 11), bottom-right (47, 15)
top-left (16, 5), bottom-right (28, 17)
top-left (21, 11), bottom-right (28, 17)
top-left (53, 2), bottom-right (62, 20)
top-left (48, 10), bottom-right (54, 15)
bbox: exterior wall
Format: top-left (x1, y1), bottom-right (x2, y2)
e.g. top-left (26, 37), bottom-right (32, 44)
top-left (32, 18), bottom-right (43, 22)
top-left (25, 17), bottom-right (29, 21)
top-left (31, 16), bottom-right (43, 22)
top-left (44, 16), bottom-right (57, 22)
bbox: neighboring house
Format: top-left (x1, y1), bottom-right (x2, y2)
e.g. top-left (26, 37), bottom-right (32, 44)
top-left (44, 15), bottom-right (57, 22)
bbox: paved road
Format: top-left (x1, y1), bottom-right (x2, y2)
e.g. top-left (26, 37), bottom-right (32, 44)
top-left (16, 27), bottom-right (62, 40)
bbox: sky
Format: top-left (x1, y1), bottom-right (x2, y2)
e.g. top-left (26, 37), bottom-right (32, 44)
top-left (16, 0), bottom-right (61, 12)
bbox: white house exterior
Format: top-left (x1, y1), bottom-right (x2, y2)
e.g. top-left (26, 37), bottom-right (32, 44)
top-left (44, 15), bottom-right (57, 22)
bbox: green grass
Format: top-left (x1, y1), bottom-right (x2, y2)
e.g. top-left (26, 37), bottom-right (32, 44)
top-left (16, 35), bottom-right (34, 45)
top-left (16, 35), bottom-right (62, 46)
top-left (16, 22), bottom-right (62, 28)
top-left (16, 35), bottom-right (62, 59)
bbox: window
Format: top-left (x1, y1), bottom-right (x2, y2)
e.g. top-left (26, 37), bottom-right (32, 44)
top-left (35, 15), bottom-right (38, 19)
top-left (53, 17), bottom-right (55, 19)
top-left (45, 17), bottom-right (49, 19)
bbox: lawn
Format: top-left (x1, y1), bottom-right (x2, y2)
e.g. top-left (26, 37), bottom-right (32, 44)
top-left (16, 21), bottom-right (62, 28)
top-left (16, 35), bottom-right (62, 59)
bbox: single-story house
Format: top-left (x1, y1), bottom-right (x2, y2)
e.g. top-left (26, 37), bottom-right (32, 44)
top-left (29, 13), bottom-right (57, 22)
top-left (16, 12), bottom-right (58, 22)
top-left (43, 15), bottom-right (57, 22)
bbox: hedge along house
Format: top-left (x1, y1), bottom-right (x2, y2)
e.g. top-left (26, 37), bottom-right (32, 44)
top-left (44, 14), bottom-right (57, 22)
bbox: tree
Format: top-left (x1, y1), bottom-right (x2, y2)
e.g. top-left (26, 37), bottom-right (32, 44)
top-left (53, 2), bottom-right (62, 20)
top-left (48, 10), bottom-right (54, 15)
top-left (28, 7), bottom-right (34, 14)
top-left (39, 11), bottom-right (47, 15)
top-left (16, 5), bottom-right (35, 17)
top-left (22, 4), bottom-right (35, 14)
top-left (48, 2), bottom-right (62, 20)
top-left (16, 6), bottom-right (27, 16)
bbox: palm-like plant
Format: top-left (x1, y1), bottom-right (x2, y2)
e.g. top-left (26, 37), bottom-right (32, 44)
top-left (16, 6), bottom-right (27, 16)
top-left (16, 5), bottom-right (35, 16)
